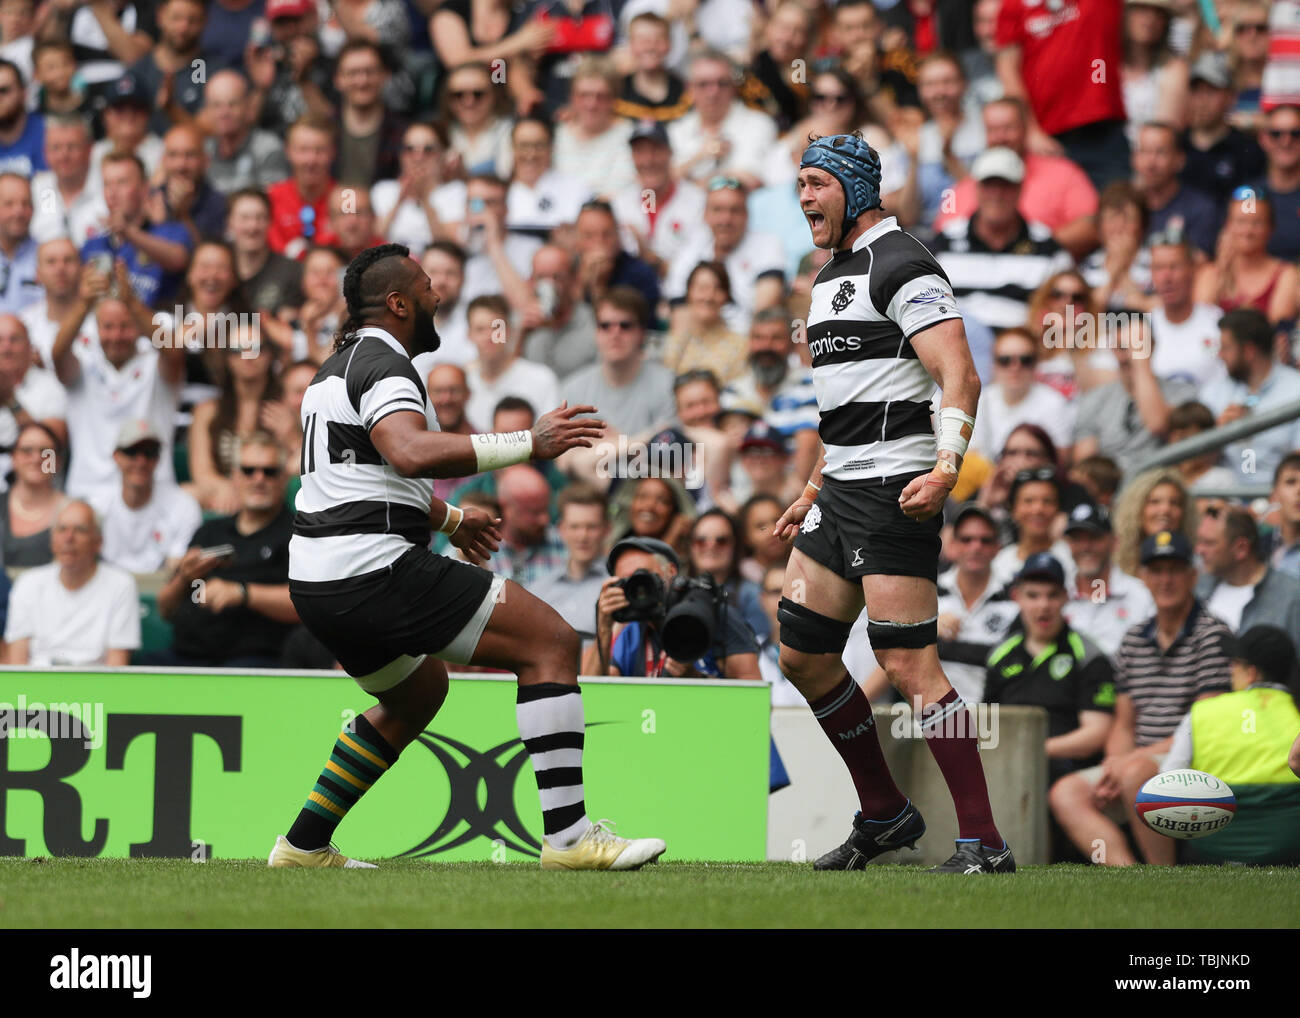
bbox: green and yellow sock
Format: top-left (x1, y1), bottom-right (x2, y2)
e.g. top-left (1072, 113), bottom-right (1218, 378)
top-left (286, 714), bottom-right (399, 850)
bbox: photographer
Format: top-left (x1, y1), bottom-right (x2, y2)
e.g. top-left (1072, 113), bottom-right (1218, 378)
top-left (583, 536), bottom-right (760, 680)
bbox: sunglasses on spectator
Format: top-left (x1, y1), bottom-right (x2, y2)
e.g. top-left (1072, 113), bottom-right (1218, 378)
top-left (996, 354), bottom-right (1036, 368)
top-left (402, 144), bottom-right (439, 154)
top-left (810, 92), bottom-right (850, 106)
top-left (239, 464), bottom-right (282, 478)
top-left (955, 534), bottom-right (999, 546)
top-left (120, 442), bottom-right (161, 460)
top-left (693, 535), bottom-right (732, 547)
top-left (451, 89), bottom-right (487, 102)
top-left (707, 176), bottom-right (743, 192)
top-left (1266, 129), bottom-right (1300, 142)
top-left (1049, 288), bottom-right (1088, 301)
top-left (1235, 22), bottom-right (1268, 35)
top-left (597, 319), bottom-right (638, 331)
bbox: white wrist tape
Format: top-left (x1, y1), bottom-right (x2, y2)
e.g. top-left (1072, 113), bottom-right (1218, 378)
top-left (438, 504), bottom-right (464, 535)
top-left (937, 407), bottom-right (977, 459)
top-left (471, 430), bottom-right (534, 472)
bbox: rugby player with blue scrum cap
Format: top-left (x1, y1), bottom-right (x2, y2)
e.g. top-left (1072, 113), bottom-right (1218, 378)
top-left (771, 134), bottom-right (1014, 873)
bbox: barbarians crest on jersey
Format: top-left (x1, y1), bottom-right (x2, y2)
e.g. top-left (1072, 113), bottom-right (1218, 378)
top-left (800, 503), bottom-right (823, 534)
top-left (830, 280), bottom-right (855, 313)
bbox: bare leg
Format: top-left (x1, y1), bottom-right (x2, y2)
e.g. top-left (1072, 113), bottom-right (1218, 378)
top-left (1049, 772), bottom-right (1137, 867)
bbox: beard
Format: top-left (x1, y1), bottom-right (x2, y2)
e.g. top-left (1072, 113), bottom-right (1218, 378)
top-left (412, 307), bottom-right (442, 354)
top-left (749, 352), bottom-right (788, 389)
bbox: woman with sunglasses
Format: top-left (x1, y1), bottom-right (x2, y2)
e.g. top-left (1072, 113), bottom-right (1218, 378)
top-left (1226, 0), bottom-right (1271, 131)
top-left (0, 422), bottom-right (62, 568)
top-left (441, 63), bottom-right (515, 178)
top-left (970, 327), bottom-right (1074, 463)
top-left (372, 122), bottom-right (466, 252)
top-left (688, 508), bottom-right (768, 641)
top-left (1112, 467), bottom-right (1197, 576)
top-left (431, 0), bottom-right (552, 116)
top-left (1194, 191), bottom-right (1300, 324)
top-left (662, 261), bottom-right (748, 384)
top-left (762, 66), bottom-right (915, 225)
top-left (187, 326), bottom-right (284, 514)
top-left (1030, 269), bottom-right (1120, 401)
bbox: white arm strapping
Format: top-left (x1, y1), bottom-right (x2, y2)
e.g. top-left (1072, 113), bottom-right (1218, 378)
top-left (471, 430), bottom-right (534, 472)
top-left (438, 503), bottom-right (464, 535)
top-left (937, 407), bottom-right (977, 458)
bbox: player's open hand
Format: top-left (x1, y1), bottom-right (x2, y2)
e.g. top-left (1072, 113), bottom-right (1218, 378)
top-left (898, 473), bottom-right (949, 522)
top-left (773, 497), bottom-right (814, 542)
top-left (532, 402), bottom-right (606, 459)
top-left (449, 507), bottom-right (502, 566)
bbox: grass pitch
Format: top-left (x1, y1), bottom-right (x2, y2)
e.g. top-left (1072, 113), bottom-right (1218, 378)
top-left (2, 859), bottom-right (1297, 928)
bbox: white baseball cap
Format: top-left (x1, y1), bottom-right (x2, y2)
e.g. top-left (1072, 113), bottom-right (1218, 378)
top-left (972, 147), bottom-right (1026, 185)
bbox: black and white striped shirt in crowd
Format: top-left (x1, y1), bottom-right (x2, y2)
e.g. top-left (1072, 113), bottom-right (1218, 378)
top-left (289, 327), bottom-right (439, 587)
top-left (807, 216), bottom-right (962, 483)
top-left (927, 214), bottom-right (1072, 330)
top-left (1114, 601), bottom-right (1233, 746)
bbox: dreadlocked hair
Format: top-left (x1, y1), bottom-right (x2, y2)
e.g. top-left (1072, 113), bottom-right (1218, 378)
top-left (333, 243), bottom-right (414, 353)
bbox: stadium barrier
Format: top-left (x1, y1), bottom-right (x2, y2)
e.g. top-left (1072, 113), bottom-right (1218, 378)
top-left (0, 669), bottom-right (769, 862)
top-left (768, 705), bottom-right (1050, 865)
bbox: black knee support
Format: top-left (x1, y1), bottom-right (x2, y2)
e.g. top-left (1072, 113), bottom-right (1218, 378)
top-left (778, 598), bottom-right (854, 654)
top-left (867, 616), bottom-right (938, 650)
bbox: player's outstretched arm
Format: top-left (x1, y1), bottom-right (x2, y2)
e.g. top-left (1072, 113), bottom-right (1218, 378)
top-left (372, 403), bottom-right (605, 479)
top-left (898, 318), bottom-right (981, 522)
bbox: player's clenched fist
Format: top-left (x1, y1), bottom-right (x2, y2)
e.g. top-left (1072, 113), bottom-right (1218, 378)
top-left (898, 472), bottom-right (951, 522)
top-left (449, 507), bottom-right (502, 566)
top-left (532, 402), bottom-right (606, 459)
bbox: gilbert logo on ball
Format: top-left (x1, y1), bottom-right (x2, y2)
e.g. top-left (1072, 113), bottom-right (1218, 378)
top-left (1135, 769), bottom-right (1236, 840)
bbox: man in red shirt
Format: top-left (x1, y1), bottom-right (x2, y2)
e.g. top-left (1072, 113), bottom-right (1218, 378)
top-left (267, 115), bottom-right (340, 259)
top-left (933, 97), bottom-right (1099, 259)
top-left (996, 0), bottom-right (1129, 194)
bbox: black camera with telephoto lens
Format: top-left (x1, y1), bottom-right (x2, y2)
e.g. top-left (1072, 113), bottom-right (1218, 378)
top-left (612, 570), bottom-right (726, 663)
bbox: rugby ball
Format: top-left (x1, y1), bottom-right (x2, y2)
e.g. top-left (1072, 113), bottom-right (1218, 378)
top-left (1135, 769), bottom-right (1236, 840)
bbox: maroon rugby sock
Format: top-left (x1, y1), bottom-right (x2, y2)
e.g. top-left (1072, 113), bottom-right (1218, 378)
top-left (809, 673), bottom-right (908, 819)
top-left (919, 689), bottom-right (1002, 847)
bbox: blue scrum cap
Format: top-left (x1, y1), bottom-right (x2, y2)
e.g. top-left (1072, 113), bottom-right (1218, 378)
top-left (799, 134), bottom-right (883, 232)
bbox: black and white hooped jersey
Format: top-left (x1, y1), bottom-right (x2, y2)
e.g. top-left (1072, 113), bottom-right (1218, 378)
top-left (289, 327), bottom-right (439, 587)
top-left (807, 216), bottom-right (962, 483)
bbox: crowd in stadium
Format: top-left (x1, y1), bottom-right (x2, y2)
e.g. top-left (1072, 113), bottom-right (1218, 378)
top-left (0, 0), bottom-right (1298, 865)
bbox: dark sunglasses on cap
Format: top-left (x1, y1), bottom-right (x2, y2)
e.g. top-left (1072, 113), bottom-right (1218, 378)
top-left (239, 464), bottom-right (282, 478)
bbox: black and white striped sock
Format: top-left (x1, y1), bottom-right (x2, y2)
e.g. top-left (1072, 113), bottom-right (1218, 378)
top-left (517, 683), bottom-right (590, 849)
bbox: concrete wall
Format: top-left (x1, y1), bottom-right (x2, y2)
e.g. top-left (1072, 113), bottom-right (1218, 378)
top-left (768, 705), bottom-right (1050, 865)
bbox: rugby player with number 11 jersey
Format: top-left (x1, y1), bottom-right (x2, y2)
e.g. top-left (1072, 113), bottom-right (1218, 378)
top-left (772, 134), bottom-right (1013, 874)
top-left (269, 244), bottom-right (665, 870)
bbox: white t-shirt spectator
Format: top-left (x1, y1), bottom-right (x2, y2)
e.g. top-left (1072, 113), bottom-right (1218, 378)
top-left (507, 170), bottom-right (591, 234)
top-left (20, 302), bottom-right (98, 370)
top-left (370, 179), bottom-right (465, 252)
top-left (971, 381), bottom-right (1076, 458)
top-left (29, 171), bottom-right (109, 248)
top-left (463, 357), bottom-right (560, 432)
top-left (612, 178), bottom-right (706, 269)
top-left (669, 104), bottom-right (778, 186)
top-left (553, 121), bottom-right (637, 200)
top-left (1063, 565), bottom-right (1157, 657)
top-left (65, 336), bottom-right (180, 502)
top-left (5, 561), bottom-right (141, 666)
top-left (91, 483), bottom-right (204, 573)
top-left (1205, 580), bottom-right (1254, 632)
top-left (1150, 303), bottom-right (1226, 388)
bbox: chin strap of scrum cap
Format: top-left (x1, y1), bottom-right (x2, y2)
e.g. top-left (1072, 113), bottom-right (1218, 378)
top-left (800, 134), bottom-right (883, 236)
